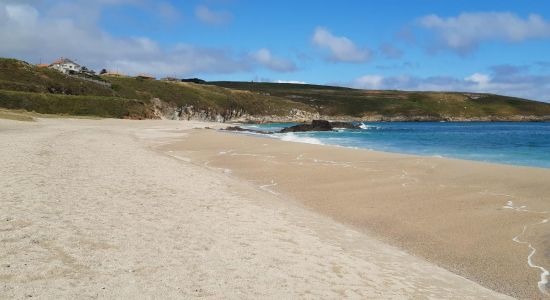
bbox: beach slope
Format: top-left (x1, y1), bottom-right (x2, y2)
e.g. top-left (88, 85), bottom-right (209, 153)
top-left (0, 118), bottom-right (508, 299)
top-left (168, 129), bottom-right (550, 299)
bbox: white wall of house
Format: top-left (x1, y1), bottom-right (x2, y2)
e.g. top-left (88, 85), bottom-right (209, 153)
top-left (50, 62), bottom-right (82, 74)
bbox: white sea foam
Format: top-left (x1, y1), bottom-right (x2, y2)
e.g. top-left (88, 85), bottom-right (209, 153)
top-left (280, 133), bottom-right (324, 145)
top-left (502, 200), bottom-right (550, 295)
top-left (359, 123), bottom-right (380, 130)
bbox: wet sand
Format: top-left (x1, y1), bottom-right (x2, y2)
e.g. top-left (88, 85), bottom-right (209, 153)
top-left (0, 118), bottom-right (510, 299)
top-left (167, 129), bottom-right (550, 299)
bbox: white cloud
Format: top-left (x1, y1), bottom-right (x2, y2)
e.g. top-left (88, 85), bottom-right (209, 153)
top-left (5, 3), bottom-right (38, 26)
top-left (251, 48), bottom-right (296, 72)
top-left (347, 71), bottom-right (550, 102)
top-left (352, 75), bottom-right (384, 89)
top-left (418, 12), bottom-right (550, 53)
top-left (465, 73), bottom-right (490, 86)
top-left (275, 80), bottom-right (306, 84)
top-left (0, 1), bottom-right (295, 77)
top-left (195, 5), bottom-right (232, 26)
top-left (312, 27), bottom-right (371, 63)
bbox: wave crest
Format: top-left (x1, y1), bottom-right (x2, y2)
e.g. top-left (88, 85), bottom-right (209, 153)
top-left (280, 133), bottom-right (324, 145)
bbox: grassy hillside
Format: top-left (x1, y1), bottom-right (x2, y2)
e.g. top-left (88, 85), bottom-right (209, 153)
top-left (106, 76), bottom-right (312, 116)
top-left (0, 58), bottom-right (311, 118)
top-left (0, 57), bottom-right (549, 120)
top-left (0, 58), bottom-right (114, 96)
top-left (209, 81), bottom-right (550, 119)
top-left (0, 90), bottom-right (150, 118)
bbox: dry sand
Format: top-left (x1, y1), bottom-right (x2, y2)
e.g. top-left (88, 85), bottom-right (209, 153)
top-left (0, 118), bottom-right (511, 299)
top-left (168, 129), bottom-right (550, 299)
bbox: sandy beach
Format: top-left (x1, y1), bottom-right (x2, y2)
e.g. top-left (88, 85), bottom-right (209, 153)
top-left (167, 128), bottom-right (550, 299)
top-left (0, 118), bottom-right (514, 299)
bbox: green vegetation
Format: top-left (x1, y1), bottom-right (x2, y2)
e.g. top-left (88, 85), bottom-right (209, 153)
top-left (0, 90), bottom-right (150, 118)
top-left (0, 57), bottom-right (549, 120)
top-left (106, 76), bottom-right (311, 115)
top-left (0, 58), bottom-right (310, 118)
top-left (0, 58), bottom-right (114, 96)
top-left (210, 81), bottom-right (550, 119)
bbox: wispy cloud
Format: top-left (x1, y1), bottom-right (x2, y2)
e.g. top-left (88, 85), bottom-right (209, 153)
top-left (312, 27), bottom-right (372, 63)
top-left (195, 5), bottom-right (232, 26)
top-left (418, 12), bottom-right (550, 53)
top-left (250, 48), bottom-right (297, 72)
top-left (156, 1), bottom-right (181, 23)
top-left (352, 75), bottom-right (385, 89)
top-left (347, 65), bottom-right (550, 102)
top-left (379, 43), bottom-right (403, 59)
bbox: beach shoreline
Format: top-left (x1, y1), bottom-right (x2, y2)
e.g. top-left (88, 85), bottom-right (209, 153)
top-left (165, 128), bottom-right (550, 298)
top-left (0, 118), bottom-right (515, 299)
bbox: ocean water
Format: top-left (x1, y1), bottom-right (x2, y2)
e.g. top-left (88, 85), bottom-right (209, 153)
top-left (243, 122), bottom-right (550, 169)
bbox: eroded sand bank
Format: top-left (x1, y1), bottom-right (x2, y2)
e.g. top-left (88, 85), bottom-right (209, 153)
top-left (167, 129), bottom-right (550, 299)
top-left (0, 118), bottom-right (511, 299)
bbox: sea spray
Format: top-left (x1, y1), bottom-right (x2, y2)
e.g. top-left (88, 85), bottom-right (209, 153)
top-left (279, 133), bottom-right (324, 145)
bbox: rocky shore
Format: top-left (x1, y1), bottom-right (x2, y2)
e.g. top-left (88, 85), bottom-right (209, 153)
top-left (150, 97), bottom-right (550, 123)
top-left (223, 120), bottom-right (362, 134)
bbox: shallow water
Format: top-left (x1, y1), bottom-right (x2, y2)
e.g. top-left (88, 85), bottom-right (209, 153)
top-left (245, 122), bottom-right (550, 168)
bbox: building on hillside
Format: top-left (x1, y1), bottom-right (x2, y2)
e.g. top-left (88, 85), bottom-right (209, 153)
top-left (50, 58), bottom-right (82, 74)
top-left (161, 77), bottom-right (179, 82)
top-left (80, 66), bottom-right (96, 76)
top-left (36, 63), bottom-right (49, 68)
top-left (137, 73), bottom-right (155, 80)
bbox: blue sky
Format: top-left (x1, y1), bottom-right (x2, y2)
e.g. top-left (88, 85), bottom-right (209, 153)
top-left (1, 0), bottom-right (550, 101)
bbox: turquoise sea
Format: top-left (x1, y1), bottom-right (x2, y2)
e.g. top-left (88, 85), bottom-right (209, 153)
top-left (244, 122), bottom-right (550, 169)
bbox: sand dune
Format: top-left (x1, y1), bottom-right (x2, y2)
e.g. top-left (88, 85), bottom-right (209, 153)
top-left (0, 118), bottom-right (509, 299)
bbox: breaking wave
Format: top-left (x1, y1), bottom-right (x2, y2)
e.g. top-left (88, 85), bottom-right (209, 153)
top-left (279, 133), bottom-right (324, 145)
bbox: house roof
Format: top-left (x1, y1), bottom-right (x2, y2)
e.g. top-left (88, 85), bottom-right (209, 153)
top-left (36, 64), bottom-right (49, 68)
top-left (51, 57), bottom-right (80, 67)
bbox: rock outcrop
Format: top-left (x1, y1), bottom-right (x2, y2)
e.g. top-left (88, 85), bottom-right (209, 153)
top-left (280, 120), bottom-right (333, 133)
top-left (280, 120), bottom-right (361, 133)
top-left (222, 120), bottom-right (361, 134)
top-left (151, 98), bottom-right (550, 123)
top-left (151, 99), bottom-right (247, 122)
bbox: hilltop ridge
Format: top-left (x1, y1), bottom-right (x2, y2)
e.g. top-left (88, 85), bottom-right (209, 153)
top-left (1, 58), bottom-right (549, 122)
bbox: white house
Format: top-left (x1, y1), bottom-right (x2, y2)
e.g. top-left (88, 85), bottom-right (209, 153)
top-left (49, 58), bottom-right (82, 74)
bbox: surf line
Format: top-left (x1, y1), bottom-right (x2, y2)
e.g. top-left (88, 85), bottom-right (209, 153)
top-left (504, 200), bottom-right (550, 295)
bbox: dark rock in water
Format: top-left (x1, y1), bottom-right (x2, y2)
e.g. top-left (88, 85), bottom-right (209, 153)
top-left (279, 120), bottom-right (360, 133)
top-left (280, 120), bottom-right (332, 133)
top-left (222, 126), bottom-right (273, 134)
top-left (223, 120), bottom-right (361, 135)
